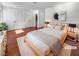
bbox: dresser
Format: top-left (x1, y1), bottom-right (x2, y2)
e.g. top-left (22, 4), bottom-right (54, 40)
top-left (0, 31), bottom-right (7, 56)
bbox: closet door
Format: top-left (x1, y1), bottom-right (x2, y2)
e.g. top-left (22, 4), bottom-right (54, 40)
top-left (24, 10), bottom-right (35, 28)
top-left (5, 9), bottom-right (17, 30)
top-left (8, 20), bottom-right (16, 30)
top-left (15, 10), bottom-right (21, 29)
top-left (4, 8), bottom-right (27, 30)
top-left (15, 10), bottom-right (26, 29)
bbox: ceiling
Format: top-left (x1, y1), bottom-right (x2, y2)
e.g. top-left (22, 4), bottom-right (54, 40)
top-left (1, 2), bottom-right (66, 9)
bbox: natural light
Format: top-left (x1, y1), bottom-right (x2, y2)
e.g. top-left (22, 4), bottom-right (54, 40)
top-left (15, 29), bottom-right (24, 34)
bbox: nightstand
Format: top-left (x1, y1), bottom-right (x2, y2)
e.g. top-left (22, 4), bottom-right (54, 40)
top-left (67, 28), bottom-right (78, 43)
top-left (66, 24), bottom-right (78, 43)
top-left (45, 22), bottom-right (49, 28)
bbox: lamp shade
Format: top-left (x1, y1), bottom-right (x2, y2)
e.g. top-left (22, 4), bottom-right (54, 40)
top-left (68, 24), bottom-right (76, 28)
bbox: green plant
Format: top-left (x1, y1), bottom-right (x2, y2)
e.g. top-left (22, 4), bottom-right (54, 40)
top-left (0, 22), bottom-right (8, 31)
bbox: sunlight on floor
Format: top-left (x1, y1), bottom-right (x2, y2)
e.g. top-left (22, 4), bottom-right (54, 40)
top-left (15, 29), bottom-right (24, 34)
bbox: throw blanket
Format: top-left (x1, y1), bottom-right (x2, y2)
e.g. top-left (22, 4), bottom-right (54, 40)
top-left (27, 30), bottom-right (62, 55)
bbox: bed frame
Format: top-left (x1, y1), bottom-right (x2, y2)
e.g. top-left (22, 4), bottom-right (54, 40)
top-left (24, 26), bottom-right (68, 56)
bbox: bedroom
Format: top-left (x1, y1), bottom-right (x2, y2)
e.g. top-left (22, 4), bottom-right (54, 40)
top-left (0, 2), bottom-right (79, 56)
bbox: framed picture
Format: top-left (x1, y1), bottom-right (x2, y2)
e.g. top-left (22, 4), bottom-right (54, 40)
top-left (53, 11), bottom-right (66, 21)
top-left (58, 11), bottom-right (66, 21)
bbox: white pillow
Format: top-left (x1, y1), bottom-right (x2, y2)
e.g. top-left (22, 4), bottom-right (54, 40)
top-left (48, 24), bottom-right (55, 29)
top-left (55, 25), bottom-right (65, 30)
top-left (54, 25), bottom-right (62, 30)
top-left (48, 22), bottom-right (65, 30)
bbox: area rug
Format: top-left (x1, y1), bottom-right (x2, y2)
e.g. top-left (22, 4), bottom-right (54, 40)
top-left (59, 43), bottom-right (71, 56)
top-left (59, 43), bottom-right (77, 56)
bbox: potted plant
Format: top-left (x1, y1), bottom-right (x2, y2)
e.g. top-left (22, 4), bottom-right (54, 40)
top-left (0, 22), bottom-right (8, 35)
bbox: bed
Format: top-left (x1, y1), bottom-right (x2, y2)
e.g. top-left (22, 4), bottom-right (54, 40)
top-left (24, 23), bottom-right (68, 56)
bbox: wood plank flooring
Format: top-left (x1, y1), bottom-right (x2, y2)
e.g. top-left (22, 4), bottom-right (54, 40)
top-left (6, 27), bottom-right (36, 56)
top-left (6, 27), bottom-right (79, 56)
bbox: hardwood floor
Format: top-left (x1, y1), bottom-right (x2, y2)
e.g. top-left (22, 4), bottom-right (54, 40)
top-left (6, 27), bottom-right (36, 56)
top-left (6, 27), bottom-right (79, 56)
top-left (65, 40), bottom-right (79, 56)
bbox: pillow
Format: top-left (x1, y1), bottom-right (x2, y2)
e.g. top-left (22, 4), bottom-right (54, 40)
top-left (48, 24), bottom-right (56, 29)
top-left (48, 21), bottom-right (65, 30)
top-left (54, 25), bottom-right (62, 30)
top-left (54, 25), bottom-right (65, 30)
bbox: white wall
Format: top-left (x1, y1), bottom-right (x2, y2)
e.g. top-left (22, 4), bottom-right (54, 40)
top-left (37, 9), bottom-right (45, 27)
top-left (45, 2), bottom-right (79, 24)
top-left (2, 7), bottom-right (45, 30)
top-left (0, 4), bottom-right (3, 22)
top-left (3, 7), bottom-right (35, 30)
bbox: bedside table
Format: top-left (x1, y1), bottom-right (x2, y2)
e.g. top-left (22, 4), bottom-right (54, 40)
top-left (66, 23), bottom-right (79, 43)
top-left (67, 29), bottom-right (78, 43)
top-left (45, 22), bottom-right (49, 28)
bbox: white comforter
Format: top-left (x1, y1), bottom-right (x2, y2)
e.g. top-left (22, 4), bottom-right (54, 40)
top-left (26, 28), bottom-right (65, 55)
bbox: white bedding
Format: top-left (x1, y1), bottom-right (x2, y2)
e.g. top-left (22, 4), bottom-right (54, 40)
top-left (38, 28), bottom-right (64, 40)
top-left (17, 36), bottom-right (36, 56)
top-left (26, 28), bottom-right (65, 55)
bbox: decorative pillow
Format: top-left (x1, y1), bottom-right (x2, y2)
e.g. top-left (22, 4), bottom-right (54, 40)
top-left (54, 25), bottom-right (65, 30)
top-left (48, 24), bottom-right (56, 29)
top-left (48, 21), bottom-right (65, 30)
top-left (54, 25), bottom-right (62, 30)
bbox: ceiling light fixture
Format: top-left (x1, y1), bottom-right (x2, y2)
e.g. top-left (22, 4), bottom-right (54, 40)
top-left (32, 2), bottom-right (37, 4)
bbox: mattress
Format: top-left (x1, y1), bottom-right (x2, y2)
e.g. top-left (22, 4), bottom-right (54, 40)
top-left (26, 28), bottom-right (65, 55)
